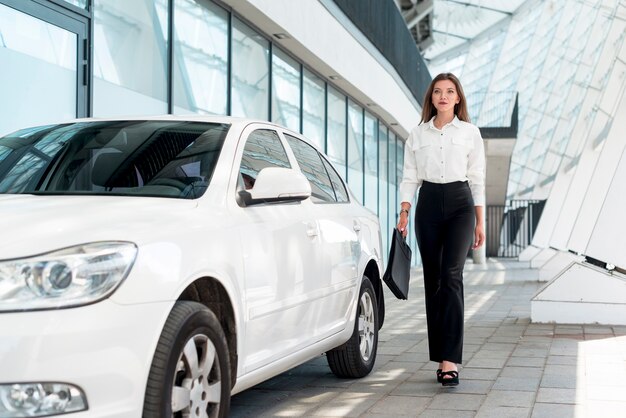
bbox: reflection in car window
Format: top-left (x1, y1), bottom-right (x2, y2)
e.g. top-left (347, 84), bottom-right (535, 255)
top-left (0, 121), bottom-right (229, 199)
top-left (239, 129), bottom-right (291, 190)
top-left (284, 134), bottom-right (336, 203)
top-left (321, 155), bottom-right (349, 203)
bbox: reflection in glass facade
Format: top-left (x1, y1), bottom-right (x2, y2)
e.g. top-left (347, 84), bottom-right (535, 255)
top-left (173, 0), bottom-right (228, 115)
top-left (427, 0), bottom-right (625, 201)
top-left (272, 49), bottom-right (301, 132)
top-left (378, 125), bottom-right (389, 256)
top-left (302, 69), bottom-right (325, 151)
top-left (231, 18), bottom-right (269, 120)
top-left (364, 112), bottom-right (377, 214)
top-left (0, 3), bottom-right (77, 136)
top-left (347, 100), bottom-right (364, 203)
top-left (327, 86), bottom-right (347, 179)
top-left (93, 0), bottom-right (168, 116)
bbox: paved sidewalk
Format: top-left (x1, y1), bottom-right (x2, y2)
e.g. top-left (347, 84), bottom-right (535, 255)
top-left (230, 259), bottom-right (626, 417)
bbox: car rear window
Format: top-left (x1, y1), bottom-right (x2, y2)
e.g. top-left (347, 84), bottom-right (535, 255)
top-left (0, 120), bottom-right (229, 199)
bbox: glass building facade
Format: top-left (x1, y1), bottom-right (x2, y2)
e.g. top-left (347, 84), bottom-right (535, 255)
top-left (425, 0), bottom-right (624, 201)
top-left (0, 0), bottom-right (413, 262)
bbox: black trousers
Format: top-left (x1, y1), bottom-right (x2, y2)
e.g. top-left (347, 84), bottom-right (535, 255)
top-left (415, 181), bottom-right (475, 364)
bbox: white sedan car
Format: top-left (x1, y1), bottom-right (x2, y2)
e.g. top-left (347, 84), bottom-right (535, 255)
top-left (0, 116), bottom-right (385, 418)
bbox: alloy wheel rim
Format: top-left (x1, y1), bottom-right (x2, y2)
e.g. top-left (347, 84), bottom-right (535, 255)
top-left (171, 334), bottom-right (221, 418)
top-left (358, 292), bottom-right (375, 361)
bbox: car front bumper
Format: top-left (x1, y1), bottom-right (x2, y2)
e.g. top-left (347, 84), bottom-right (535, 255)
top-left (0, 299), bottom-right (172, 417)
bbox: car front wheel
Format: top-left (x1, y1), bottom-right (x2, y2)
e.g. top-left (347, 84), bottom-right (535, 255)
top-left (143, 301), bottom-right (231, 418)
top-left (326, 277), bottom-right (379, 378)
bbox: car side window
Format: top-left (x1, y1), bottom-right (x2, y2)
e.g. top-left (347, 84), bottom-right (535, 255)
top-left (239, 129), bottom-right (291, 190)
top-left (284, 134), bottom-right (336, 203)
top-left (321, 155), bottom-right (349, 203)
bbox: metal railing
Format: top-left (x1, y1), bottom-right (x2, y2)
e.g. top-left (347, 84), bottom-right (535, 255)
top-left (486, 199), bottom-right (546, 258)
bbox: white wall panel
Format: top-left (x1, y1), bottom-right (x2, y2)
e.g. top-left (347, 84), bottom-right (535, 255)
top-left (568, 55), bottom-right (626, 254)
top-left (529, 89), bottom-right (599, 249)
top-left (585, 144), bottom-right (626, 268)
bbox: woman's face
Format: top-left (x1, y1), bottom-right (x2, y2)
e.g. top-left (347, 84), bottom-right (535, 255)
top-left (431, 79), bottom-right (460, 114)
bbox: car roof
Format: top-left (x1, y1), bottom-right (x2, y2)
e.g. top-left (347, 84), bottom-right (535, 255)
top-left (69, 115), bottom-right (288, 131)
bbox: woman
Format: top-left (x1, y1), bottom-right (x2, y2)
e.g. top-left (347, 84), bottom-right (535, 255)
top-left (397, 72), bottom-right (485, 387)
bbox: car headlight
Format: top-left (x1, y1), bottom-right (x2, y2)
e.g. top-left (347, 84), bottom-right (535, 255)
top-left (0, 242), bottom-right (137, 312)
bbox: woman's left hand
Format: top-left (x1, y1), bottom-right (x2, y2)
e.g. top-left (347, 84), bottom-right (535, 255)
top-left (473, 223), bottom-right (485, 249)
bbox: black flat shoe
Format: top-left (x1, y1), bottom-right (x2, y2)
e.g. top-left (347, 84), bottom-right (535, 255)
top-left (440, 370), bottom-right (459, 387)
top-left (436, 369), bottom-right (443, 383)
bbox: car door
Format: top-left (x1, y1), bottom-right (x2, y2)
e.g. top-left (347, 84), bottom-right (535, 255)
top-left (232, 125), bottom-right (320, 373)
top-left (282, 133), bottom-right (360, 335)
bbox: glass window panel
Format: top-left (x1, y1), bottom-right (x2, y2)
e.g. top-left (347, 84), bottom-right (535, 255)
top-left (231, 18), bottom-right (269, 120)
top-left (388, 133), bottom-right (397, 235)
top-left (395, 136), bottom-right (403, 211)
top-left (94, 0), bottom-right (168, 116)
top-left (0, 121), bottom-right (228, 199)
top-left (326, 86), bottom-right (346, 180)
top-left (173, 0), bottom-right (228, 115)
top-left (378, 124), bottom-right (389, 259)
top-left (284, 134), bottom-right (335, 203)
top-left (302, 68), bottom-right (325, 150)
top-left (62, 0), bottom-right (88, 8)
top-left (364, 112), bottom-right (377, 214)
top-left (272, 49), bottom-right (300, 132)
top-left (347, 100), bottom-right (364, 203)
top-left (239, 129), bottom-right (290, 189)
top-left (321, 155), bottom-right (349, 203)
top-left (0, 4), bottom-right (77, 136)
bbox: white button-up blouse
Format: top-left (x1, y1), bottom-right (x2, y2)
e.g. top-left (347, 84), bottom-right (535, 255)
top-left (399, 116), bottom-right (486, 206)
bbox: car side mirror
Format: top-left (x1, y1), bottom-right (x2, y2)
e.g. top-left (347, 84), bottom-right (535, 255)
top-left (238, 167), bottom-right (311, 206)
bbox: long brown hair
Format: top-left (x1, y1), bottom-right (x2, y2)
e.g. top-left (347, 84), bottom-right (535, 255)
top-left (420, 73), bottom-right (470, 124)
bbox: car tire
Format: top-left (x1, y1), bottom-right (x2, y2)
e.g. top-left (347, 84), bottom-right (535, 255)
top-left (326, 277), bottom-right (379, 378)
top-left (143, 301), bottom-right (231, 418)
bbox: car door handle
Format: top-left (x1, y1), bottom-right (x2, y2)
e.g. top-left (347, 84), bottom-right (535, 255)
top-left (306, 222), bottom-right (319, 237)
top-left (353, 221), bottom-right (361, 232)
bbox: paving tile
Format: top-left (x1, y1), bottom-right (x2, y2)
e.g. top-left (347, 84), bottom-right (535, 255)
top-left (451, 379), bottom-right (494, 395)
top-left (465, 357), bottom-right (508, 369)
top-left (493, 376), bottom-right (541, 392)
top-left (530, 403), bottom-right (579, 418)
top-left (311, 392), bottom-right (385, 417)
top-left (460, 367), bottom-right (500, 381)
top-left (390, 380), bottom-right (443, 397)
top-left (546, 355), bottom-right (578, 366)
top-left (539, 374), bottom-right (577, 389)
top-left (428, 393), bottom-right (486, 411)
top-left (471, 349), bottom-right (512, 359)
top-left (512, 347), bottom-right (549, 358)
top-left (482, 390), bottom-right (536, 408)
top-left (368, 395), bottom-right (430, 415)
top-left (475, 406), bottom-right (531, 418)
top-left (418, 410), bottom-right (476, 418)
top-left (505, 356), bottom-right (545, 368)
top-left (499, 367), bottom-right (543, 379)
top-left (543, 364), bottom-right (579, 378)
top-left (535, 388), bottom-right (578, 404)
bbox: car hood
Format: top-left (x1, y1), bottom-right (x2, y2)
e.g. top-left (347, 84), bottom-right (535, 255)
top-left (0, 194), bottom-right (200, 260)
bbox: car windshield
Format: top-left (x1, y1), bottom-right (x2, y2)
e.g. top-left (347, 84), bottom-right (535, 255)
top-left (0, 120), bottom-right (229, 199)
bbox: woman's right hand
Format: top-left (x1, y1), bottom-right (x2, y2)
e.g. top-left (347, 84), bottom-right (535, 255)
top-left (397, 211), bottom-right (409, 238)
